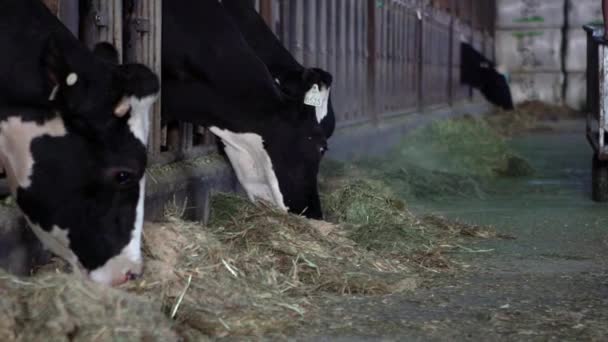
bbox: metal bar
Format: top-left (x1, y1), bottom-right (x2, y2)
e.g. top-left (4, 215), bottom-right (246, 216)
top-left (347, 0), bottom-right (355, 118)
top-left (417, 3), bottom-right (424, 111)
top-left (337, 0), bottom-right (347, 120)
top-left (59, 0), bottom-right (79, 37)
top-left (317, 0), bottom-right (327, 70)
top-left (290, 0), bottom-right (304, 62)
top-left (327, 0), bottom-right (336, 75)
top-left (279, 0), bottom-right (290, 47)
top-left (124, 0), bottom-right (163, 156)
top-left (366, 0), bottom-right (376, 122)
top-left (81, 0), bottom-right (123, 61)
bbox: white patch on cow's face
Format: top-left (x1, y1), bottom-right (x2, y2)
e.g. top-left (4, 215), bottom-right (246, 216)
top-left (89, 176), bottom-right (145, 286)
top-left (126, 95), bottom-right (157, 144)
top-left (304, 84), bottom-right (331, 124)
top-left (25, 218), bottom-right (84, 275)
top-left (0, 116), bottom-right (67, 193)
top-left (209, 127), bottom-right (287, 211)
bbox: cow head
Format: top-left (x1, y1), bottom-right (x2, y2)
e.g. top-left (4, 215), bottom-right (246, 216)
top-left (276, 67), bottom-right (336, 139)
top-left (0, 42), bottom-right (159, 286)
top-left (211, 111), bottom-right (327, 219)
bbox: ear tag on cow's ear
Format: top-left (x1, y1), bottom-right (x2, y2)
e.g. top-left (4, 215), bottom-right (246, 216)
top-left (304, 84), bottom-right (323, 108)
top-left (66, 73), bottom-right (78, 86)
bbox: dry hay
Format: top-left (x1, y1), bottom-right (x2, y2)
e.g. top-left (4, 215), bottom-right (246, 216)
top-left (488, 100), bottom-right (582, 136)
top-left (119, 193), bottom-right (422, 339)
top-left (0, 184), bottom-right (499, 340)
top-left (0, 270), bottom-right (177, 341)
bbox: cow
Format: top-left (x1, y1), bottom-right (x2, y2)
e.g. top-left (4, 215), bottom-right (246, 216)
top-left (161, 0), bottom-right (328, 219)
top-left (460, 42), bottom-right (514, 110)
top-left (0, 0), bottom-right (159, 286)
top-left (221, 0), bottom-right (336, 140)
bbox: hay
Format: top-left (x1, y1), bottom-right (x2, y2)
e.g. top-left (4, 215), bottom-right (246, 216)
top-left (0, 183), bottom-right (497, 340)
top-left (488, 100), bottom-right (582, 136)
top-left (0, 270), bottom-right (177, 341)
top-left (320, 176), bottom-right (504, 267)
top-left (321, 116), bottom-right (535, 203)
top-left (398, 117), bottom-right (532, 178)
top-left (207, 194), bottom-right (416, 296)
top-left (120, 193), bottom-right (423, 338)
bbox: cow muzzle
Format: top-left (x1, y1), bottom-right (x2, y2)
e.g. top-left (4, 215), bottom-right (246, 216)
top-left (88, 254), bottom-right (143, 286)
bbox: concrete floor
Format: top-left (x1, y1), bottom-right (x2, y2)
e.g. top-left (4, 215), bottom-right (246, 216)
top-left (293, 121), bottom-right (608, 341)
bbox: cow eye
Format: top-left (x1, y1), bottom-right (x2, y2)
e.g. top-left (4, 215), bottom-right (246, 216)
top-left (115, 171), bottom-right (133, 185)
top-left (105, 168), bottom-right (138, 188)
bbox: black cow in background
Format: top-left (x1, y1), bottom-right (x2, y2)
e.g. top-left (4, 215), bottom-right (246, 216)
top-left (222, 0), bottom-right (336, 140)
top-left (161, 0), bottom-right (327, 219)
top-left (0, 0), bottom-right (160, 286)
top-left (460, 42), bottom-right (514, 110)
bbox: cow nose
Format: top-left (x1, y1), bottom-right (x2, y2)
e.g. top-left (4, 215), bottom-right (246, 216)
top-left (108, 271), bottom-right (140, 286)
top-left (126, 270), bottom-right (139, 281)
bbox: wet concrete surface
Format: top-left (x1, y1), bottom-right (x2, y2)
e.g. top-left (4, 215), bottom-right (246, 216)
top-left (295, 121), bottom-right (608, 341)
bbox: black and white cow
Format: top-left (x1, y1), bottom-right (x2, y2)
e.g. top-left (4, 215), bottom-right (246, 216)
top-left (161, 0), bottom-right (327, 219)
top-left (222, 0), bottom-right (336, 139)
top-left (460, 42), bottom-right (514, 110)
top-left (0, 0), bottom-right (159, 286)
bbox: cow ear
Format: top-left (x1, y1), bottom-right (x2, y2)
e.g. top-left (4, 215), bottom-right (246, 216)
top-left (42, 35), bottom-right (71, 88)
top-left (93, 42), bottom-right (120, 65)
top-left (119, 64), bottom-right (160, 101)
top-left (302, 68), bottom-right (333, 89)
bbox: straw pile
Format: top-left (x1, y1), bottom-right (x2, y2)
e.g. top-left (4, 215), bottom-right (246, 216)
top-left (487, 100), bottom-right (582, 136)
top-left (0, 186), bottom-right (498, 340)
top-left (0, 270), bottom-right (177, 341)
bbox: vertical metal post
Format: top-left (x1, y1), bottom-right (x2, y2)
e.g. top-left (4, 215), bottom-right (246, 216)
top-left (366, 0), bottom-right (377, 123)
top-left (59, 0), bottom-right (79, 37)
top-left (124, 0), bottom-right (163, 156)
top-left (447, 2), bottom-right (454, 106)
top-left (417, 2), bottom-right (424, 112)
top-left (81, 0), bottom-right (123, 61)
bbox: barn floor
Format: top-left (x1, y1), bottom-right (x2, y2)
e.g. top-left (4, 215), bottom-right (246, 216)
top-left (292, 120), bottom-right (608, 340)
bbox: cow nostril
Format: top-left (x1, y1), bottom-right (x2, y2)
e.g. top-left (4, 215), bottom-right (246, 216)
top-left (126, 270), bottom-right (139, 281)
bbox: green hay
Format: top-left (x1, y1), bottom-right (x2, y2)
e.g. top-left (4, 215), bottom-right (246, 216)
top-left (398, 117), bottom-right (532, 178)
top-left (322, 116), bottom-right (535, 203)
top-left (320, 177), bottom-right (501, 259)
